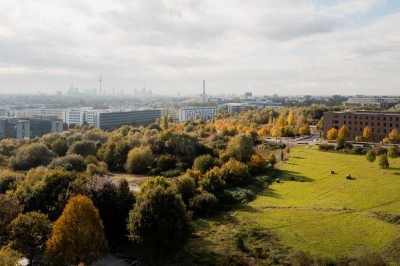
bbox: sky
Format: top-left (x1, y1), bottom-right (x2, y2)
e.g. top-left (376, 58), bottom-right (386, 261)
top-left (0, 0), bottom-right (399, 96)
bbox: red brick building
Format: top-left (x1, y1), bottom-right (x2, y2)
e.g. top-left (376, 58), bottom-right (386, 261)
top-left (323, 111), bottom-right (400, 142)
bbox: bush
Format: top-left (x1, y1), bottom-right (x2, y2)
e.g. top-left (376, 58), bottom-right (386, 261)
top-left (68, 140), bottom-right (99, 157)
top-left (220, 158), bottom-right (250, 186)
top-left (248, 154), bottom-right (267, 175)
top-left (200, 167), bottom-right (226, 194)
top-left (125, 147), bottom-right (154, 174)
top-left (258, 141), bottom-right (286, 150)
top-left (224, 188), bottom-right (256, 204)
top-left (84, 155), bottom-right (99, 166)
top-left (161, 169), bottom-right (181, 178)
top-left (175, 176), bottom-right (196, 204)
top-left (318, 144), bottom-right (335, 151)
top-left (86, 162), bottom-right (108, 176)
top-left (0, 170), bottom-right (24, 194)
top-left (189, 192), bottom-right (218, 217)
top-left (128, 186), bottom-right (191, 252)
top-left (193, 154), bottom-right (218, 174)
top-left (379, 154), bottom-right (389, 169)
top-left (49, 154), bottom-right (86, 171)
top-left (10, 143), bottom-right (56, 170)
top-left (156, 154), bottom-right (177, 171)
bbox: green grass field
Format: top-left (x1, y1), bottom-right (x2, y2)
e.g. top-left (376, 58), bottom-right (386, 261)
top-left (236, 146), bottom-right (400, 259)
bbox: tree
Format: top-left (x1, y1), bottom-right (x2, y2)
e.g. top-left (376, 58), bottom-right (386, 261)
top-left (69, 175), bottom-right (135, 248)
top-left (389, 129), bottom-right (400, 143)
top-left (174, 176), bottom-right (196, 204)
top-left (225, 133), bottom-right (254, 162)
top-left (127, 186), bottom-right (191, 253)
top-left (48, 154), bottom-right (86, 171)
top-left (327, 128), bottom-right (338, 140)
top-left (379, 154), bottom-right (389, 169)
top-left (156, 154), bottom-right (177, 171)
top-left (10, 143), bottom-right (56, 170)
top-left (220, 158), bottom-right (250, 186)
top-left (362, 126), bottom-right (373, 141)
top-left (199, 167), bottom-right (226, 194)
top-left (189, 192), bottom-right (218, 217)
top-left (45, 195), bottom-right (108, 265)
top-left (0, 246), bottom-right (20, 266)
top-left (298, 124), bottom-right (310, 136)
top-left (286, 111), bottom-right (295, 126)
top-left (68, 140), bottom-right (99, 157)
top-left (268, 153), bottom-right (277, 166)
top-left (338, 125), bottom-right (350, 139)
top-left (316, 117), bottom-right (324, 131)
top-left (162, 115), bottom-right (169, 130)
top-left (193, 154), bottom-right (218, 174)
top-left (248, 154), bottom-right (267, 175)
top-left (0, 194), bottom-right (23, 245)
top-left (50, 138), bottom-right (68, 157)
top-left (9, 212), bottom-right (52, 265)
top-left (125, 147), bottom-right (154, 174)
top-left (366, 150), bottom-right (376, 166)
top-left (336, 137), bottom-right (345, 149)
top-left (388, 146), bottom-right (399, 159)
top-left (0, 170), bottom-right (24, 194)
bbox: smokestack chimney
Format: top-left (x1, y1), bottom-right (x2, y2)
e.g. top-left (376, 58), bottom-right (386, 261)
top-left (203, 80), bottom-right (205, 95)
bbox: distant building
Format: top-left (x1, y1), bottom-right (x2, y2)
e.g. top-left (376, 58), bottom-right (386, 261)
top-left (219, 102), bottom-right (282, 114)
top-left (179, 107), bottom-right (217, 121)
top-left (0, 118), bottom-right (30, 140)
top-left (244, 92), bottom-right (253, 101)
top-left (13, 109), bottom-right (63, 118)
top-left (344, 97), bottom-right (400, 109)
top-left (163, 108), bottom-right (179, 122)
top-left (96, 109), bottom-right (162, 131)
top-left (323, 110), bottom-right (400, 142)
top-left (29, 115), bottom-right (64, 137)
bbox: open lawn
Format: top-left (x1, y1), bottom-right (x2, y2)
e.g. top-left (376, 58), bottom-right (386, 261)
top-left (236, 145), bottom-right (400, 259)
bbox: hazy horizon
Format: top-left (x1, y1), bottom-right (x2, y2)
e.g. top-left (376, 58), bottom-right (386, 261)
top-left (1, 0), bottom-right (399, 96)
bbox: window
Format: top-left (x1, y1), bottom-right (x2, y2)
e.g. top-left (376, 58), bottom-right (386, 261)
top-left (390, 123), bottom-right (393, 127)
top-left (384, 129), bottom-right (387, 134)
top-left (390, 117), bottom-right (392, 121)
top-left (384, 123), bottom-right (387, 127)
top-left (366, 116), bottom-right (369, 120)
top-left (384, 117), bottom-right (386, 121)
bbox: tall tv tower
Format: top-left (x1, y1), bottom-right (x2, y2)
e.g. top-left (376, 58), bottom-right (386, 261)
top-left (99, 74), bottom-right (102, 95)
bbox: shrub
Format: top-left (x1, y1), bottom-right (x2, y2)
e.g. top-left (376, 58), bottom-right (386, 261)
top-left (161, 169), bottom-right (182, 178)
top-left (193, 154), bottom-right (218, 174)
top-left (258, 141), bottom-right (286, 151)
top-left (49, 154), bottom-right (86, 171)
top-left (68, 140), bottom-right (99, 157)
top-left (189, 192), bottom-right (218, 217)
top-left (84, 155), bottom-right (99, 166)
top-left (86, 162), bottom-right (108, 176)
top-left (248, 154), bottom-right (267, 175)
top-left (10, 143), bottom-right (56, 171)
top-left (0, 170), bottom-right (24, 194)
top-left (125, 147), bottom-right (154, 174)
top-left (220, 158), bottom-right (250, 186)
top-left (318, 144), bottom-right (335, 151)
top-left (379, 154), bottom-right (389, 169)
top-left (224, 188), bottom-right (256, 204)
top-left (156, 154), bottom-right (177, 171)
top-left (175, 176), bottom-right (196, 204)
top-left (200, 167), bottom-right (226, 194)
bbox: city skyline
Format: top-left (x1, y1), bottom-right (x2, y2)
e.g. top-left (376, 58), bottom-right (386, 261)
top-left (0, 0), bottom-right (399, 95)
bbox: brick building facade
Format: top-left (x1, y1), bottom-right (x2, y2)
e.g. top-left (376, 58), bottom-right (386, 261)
top-left (323, 111), bottom-right (400, 142)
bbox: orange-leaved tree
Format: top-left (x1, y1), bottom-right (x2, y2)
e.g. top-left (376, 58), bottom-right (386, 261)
top-left (45, 195), bottom-right (107, 265)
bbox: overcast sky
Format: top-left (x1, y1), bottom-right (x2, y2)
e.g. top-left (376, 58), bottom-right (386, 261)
top-left (0, 0), bottom-right (399, 96)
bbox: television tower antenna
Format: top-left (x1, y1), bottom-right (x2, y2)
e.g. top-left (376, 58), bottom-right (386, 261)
top-left (99, 74), bottom-right (102, 95)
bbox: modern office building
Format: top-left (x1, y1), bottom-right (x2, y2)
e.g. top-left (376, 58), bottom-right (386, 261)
top-left (344, 97), bottom-right (400, 109)
top-left (29, 116), bottom-right (64, 137)
top-left (323, 110), bottom-right (400, 142)
top-left (12, 109), bottom-right (64, 117)
top-left (179, 107), bottom-right (217, 121)
top-left (96, 109), bottom-right (162, 131)
top-left (218, 102), bottom-right (282, 114)
top-left (0, 118), bottom-right (30, 140)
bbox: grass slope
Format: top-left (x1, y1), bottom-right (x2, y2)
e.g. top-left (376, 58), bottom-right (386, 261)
top-left (237, 146), bottom-right (400, 258)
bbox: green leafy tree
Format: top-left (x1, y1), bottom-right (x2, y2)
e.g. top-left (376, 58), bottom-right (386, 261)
top-left (48, 154), bottom-right (86, 171)
top-left (366, 150), bottom-right (376, 166)
top-left (199, 167), bottom-right (226, 194)
top-left (225, 133), bottom-right (255, 162)
top-left (68, 140), bottom-right (99, 157)
top-left (125, 147), bottom-right (154, 174)
top-left (140, 176), bottom-right (171, 193)
top-left (388, 146), bottom-right (399, 159)
top-left (379, 154), bottom-right (389, 169)
top-left (193, 154), bottom-right (218, 174)
top-left (0, 170), bottom-right (24, 194)
top-left (174, 175), bottom-right (196, 204)
top-left (127, 186), bottom-right (191, 253)
top-left (10, 143), bottom-right (56, 170)
top-left (45, 195), bottom-right (108, 265)
top-left (9, 212), bottom-right (52, 265)
top-left (268, 153), bottom-right (277, 166)
top-left (50, 138), bottom-right (68, 157)
top-left (189, 192), bottom-right (218, 217)
top-left (0, 194), bottom-right (23, 245)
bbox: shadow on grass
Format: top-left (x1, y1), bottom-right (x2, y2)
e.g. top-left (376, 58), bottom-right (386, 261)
top-left (257, 187), bottom-right (282, 198)
top-left (278, 169), bottom-right (314, 182)
top-left (237, 204), bottom-right (262, 213)
top-left (293, 156), bottom-right (305, 159)
top-left (393, 172), bottom-right (400, 176)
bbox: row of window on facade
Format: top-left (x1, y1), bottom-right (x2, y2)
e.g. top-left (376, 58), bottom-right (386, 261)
top-left (334, 114), bottom-right (400, 122)
top-left (332, 120), bottom-right (399, 128)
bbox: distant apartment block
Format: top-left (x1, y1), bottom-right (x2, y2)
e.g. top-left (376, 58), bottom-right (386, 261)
top-left (29, 115), bottom-right (64, 137)
top-left (163, 108), bottom-right (179, 122)
top-left (218, 102), bottom-right (282, 114)
top-left (0, 118), bottom-right (30, 140)
top-left (344, 97), bottom-right (400, 109)
top-left (12, 108), bottom-right (64, 117)
top-left (179, 107), bottom-right (217, 121)
top-left (96, 109), bottom-right (162, 131)
top-left (323, 110), bottom-right (400, 142)
top-left (63, 108), bottom-right (162, 131)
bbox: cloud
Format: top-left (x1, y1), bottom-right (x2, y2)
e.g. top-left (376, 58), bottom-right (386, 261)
top-left (0, 0), bottom-right (398, 95)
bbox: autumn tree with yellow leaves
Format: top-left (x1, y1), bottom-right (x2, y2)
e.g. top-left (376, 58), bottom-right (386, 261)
top-left (45, 195), bottom-right (107, 265)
